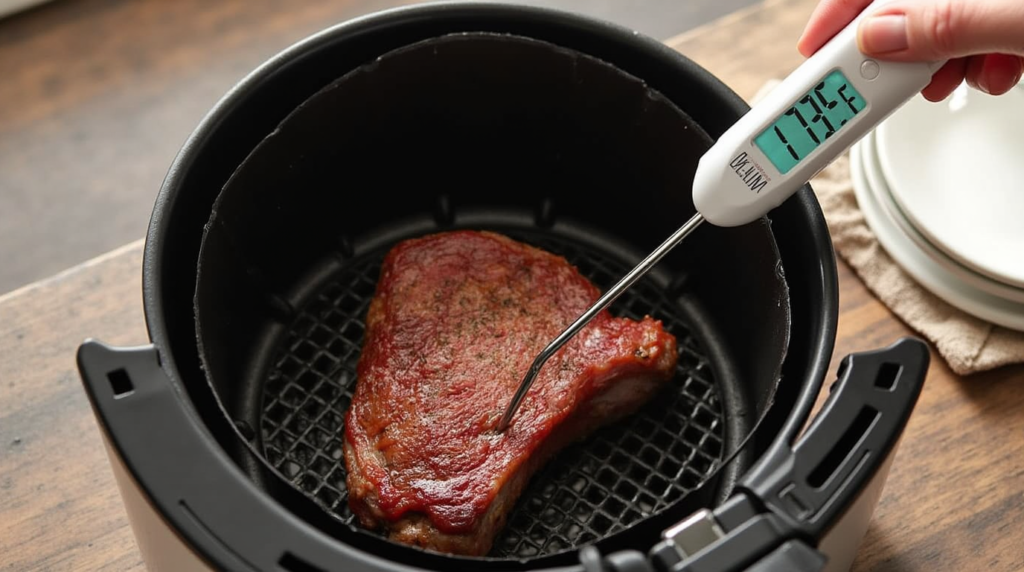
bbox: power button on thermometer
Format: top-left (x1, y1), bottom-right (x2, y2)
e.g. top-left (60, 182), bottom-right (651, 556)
top-left (860, 60), bottom-right (880, 80)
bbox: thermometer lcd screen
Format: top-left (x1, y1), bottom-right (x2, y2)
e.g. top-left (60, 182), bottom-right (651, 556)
top-left (754, 69), bottom-right (866, 174)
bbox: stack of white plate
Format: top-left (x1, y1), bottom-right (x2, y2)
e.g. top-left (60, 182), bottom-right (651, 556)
top-left (850, 84), bottom-right (1024, 331)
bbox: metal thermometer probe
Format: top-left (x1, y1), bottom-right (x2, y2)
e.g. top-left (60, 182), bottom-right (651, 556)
top-left (496, 1), bottom-right (944, 432)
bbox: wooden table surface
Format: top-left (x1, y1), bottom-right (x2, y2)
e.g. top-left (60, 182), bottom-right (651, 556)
top-left (2, 0), bottom-right (1023, 570)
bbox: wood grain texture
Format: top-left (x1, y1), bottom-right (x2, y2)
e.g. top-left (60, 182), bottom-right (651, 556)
top-left (0, 0), bottom-right (420, 294)
top-left (0, 241), bottom-right (148, 572)
top-left (1, 0), bottom-right (1023, 570)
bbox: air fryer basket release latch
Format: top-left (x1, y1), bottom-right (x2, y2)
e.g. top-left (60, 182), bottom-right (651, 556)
top-left (647, 337), bottom-right (929, 572)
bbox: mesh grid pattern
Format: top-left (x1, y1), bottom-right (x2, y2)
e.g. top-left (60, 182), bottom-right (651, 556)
top-left (260, 233), bottom-right (725, 558)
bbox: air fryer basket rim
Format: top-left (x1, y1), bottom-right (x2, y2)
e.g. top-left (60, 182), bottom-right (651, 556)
top-left (134, 3), bottom-right (838, 571)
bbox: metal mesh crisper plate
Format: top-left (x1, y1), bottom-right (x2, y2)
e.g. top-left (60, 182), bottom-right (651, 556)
top-left (259, 231), bottom-right (726, 558)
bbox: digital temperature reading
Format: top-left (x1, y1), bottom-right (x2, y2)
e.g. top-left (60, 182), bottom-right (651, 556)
top-left (754, 69), bottom-right (866, 174)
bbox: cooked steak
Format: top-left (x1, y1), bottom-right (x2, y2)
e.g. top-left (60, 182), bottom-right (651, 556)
top-left (344, 230), bottom-right (677, 556)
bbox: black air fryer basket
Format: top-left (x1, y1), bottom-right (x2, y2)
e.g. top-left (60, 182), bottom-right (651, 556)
top-left (76, 4), bottom-right (929, 572)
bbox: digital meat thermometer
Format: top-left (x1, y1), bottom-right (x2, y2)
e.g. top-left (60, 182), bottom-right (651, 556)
top-left (496, 1), bottom-right (945, 432)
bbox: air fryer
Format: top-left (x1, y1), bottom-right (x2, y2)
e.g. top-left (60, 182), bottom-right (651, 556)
top-left (76, 4), bottom-right (929, 572)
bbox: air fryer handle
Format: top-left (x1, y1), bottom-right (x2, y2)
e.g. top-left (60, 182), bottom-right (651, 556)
top-left (640, 337), bottom-right (929, 572)
top-left (744, 336), bottom-right (929, 540)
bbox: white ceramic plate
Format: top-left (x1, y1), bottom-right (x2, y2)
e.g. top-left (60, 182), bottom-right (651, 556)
top-left (876, 86), bottom-right (1024, 288)
top-left (851, 138), bottom-right (1024, 331)
top-left (863, 133), bottom-right (1024, 304)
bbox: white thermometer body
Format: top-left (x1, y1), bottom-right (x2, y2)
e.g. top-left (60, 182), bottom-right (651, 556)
top-left (693, 2), bottom-right (944, 227)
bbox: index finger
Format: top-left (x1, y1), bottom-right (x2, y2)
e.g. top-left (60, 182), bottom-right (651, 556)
top-left (797, 0), bottom-right (875, 57)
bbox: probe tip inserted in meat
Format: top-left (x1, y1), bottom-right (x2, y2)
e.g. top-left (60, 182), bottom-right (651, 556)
top-left (496, 212), bottom-right (705, 432)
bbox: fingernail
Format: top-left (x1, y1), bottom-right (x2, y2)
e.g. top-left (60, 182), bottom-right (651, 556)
top-left (978, 54), bottom-right (1023, 95)
top-left (966, 76), bottom-right (984, 94)
top-left (976, 76), bottom-right (992, 94)
top-left (861, 15), bottom-right (909, 54)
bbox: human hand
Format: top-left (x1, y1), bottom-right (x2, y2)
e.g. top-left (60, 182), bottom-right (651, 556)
top-left (798, 0), bottom-right (1024, 101)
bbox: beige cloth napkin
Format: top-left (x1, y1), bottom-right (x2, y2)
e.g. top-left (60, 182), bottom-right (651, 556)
top-left (811, 157), bottom-right (1024, 375)
top-left (750, 79), bottom-right (1024, 375)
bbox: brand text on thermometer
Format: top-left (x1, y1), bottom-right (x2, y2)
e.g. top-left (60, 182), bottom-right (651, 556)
top-left (729, 152), bottom-right (770, 193)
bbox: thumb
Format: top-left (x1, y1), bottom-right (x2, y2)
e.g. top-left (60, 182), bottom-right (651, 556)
top-left (858, 0), bottom-right (1024, 60)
